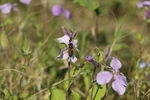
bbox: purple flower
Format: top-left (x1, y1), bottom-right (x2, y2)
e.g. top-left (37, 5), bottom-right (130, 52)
top-left (0, 3), bottom-right (12, 14)
top-left (57, 27), bottom-right (78, 63)
top-left (0, 3), bottom-right (17, 14)
top-left (137, 1), bottom-right (150, 20)
top-left (51, 5), bottom-right (72, 20)
top-left (85, 55), bottom-right (93, 61)
top-left (20, 0), bottom-right (32, 5)
top-left (63, 9), bottom-right (72, 19)
top-left (144, 10), bottom-right (150, 20)
top-left (96, 57), bottom-right (127, 95)
top-left (137, 1), bottom-right (150, 8)
top-left (52, 5), bottom-right (63, 16)
top-left (139, 61), bottom-right (150, 69)
top-left (85, 55), bottom-right (100, 67)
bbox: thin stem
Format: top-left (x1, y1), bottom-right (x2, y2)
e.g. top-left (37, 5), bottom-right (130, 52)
top-left (142, 89), bottom-right (150, 99)
top-left (90, 84), bottom-right (94, 100)
top-left (66, 61), bottom-right (71, 100)
top-left (68, 61), bottom-right (71, 87)
top-left (90, 67), bottom-right (97, 100)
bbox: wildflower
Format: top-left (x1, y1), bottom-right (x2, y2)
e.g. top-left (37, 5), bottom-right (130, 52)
top-left (96, 57), bottom-right (127, 95)
top-left (137, 1), bottom-right (150, 8)
top-left (0, 3), bottom-right (17, 14)
top-left (139, 61), bottom-right (150, 69)
top-left (20, 0), bottom-right (32, 5)
top-left (51, 5), bottom-right (63, 16)
top-left (51, 5), bottom-right (72, 20)
top-left (63, 9), bottom-right (72, 19)
top-left (137, 1), bottom-right (150, 20)
top-left (57, 27), bottom-right (78, 63)
top-left (85, 55), bottom-right (100, 67)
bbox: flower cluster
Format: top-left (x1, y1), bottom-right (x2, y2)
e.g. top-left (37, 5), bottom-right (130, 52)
top-left (0, 0), bottom-right (32, 14)
top-left (51, 5), bottom-right (72, 20)
top-left (57, 27), bottom-right (78, 63)
top-left (137, 1), bottom-right (150, 20)
top-left (0, 3), bottom-right (17, 14)
top-left (96, 57), bottom-right (127, 95)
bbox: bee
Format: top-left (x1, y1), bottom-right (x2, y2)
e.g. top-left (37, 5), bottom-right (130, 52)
top-left (68, 39), bottom-right (74, 57)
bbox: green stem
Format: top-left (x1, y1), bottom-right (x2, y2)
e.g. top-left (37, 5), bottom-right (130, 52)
top-left (90, 85), bottom-right (94, 100)
top-left (66, 61), bottom-right (71, 100)
top-left (90, 66), bottom-right (96, 100)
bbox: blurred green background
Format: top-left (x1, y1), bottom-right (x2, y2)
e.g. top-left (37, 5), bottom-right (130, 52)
top-left (0, 0), bottom-right (150, 100)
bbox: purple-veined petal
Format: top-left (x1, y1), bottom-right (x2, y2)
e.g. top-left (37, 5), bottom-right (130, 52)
top-left (72, 40), bottom-right (78, 48)
top-left (114, 74), bottom-right (127, 86)
top-left (57, 48), bottom-right (69, 60)
top-left (137, 1), bottom-right (150, 8)
top-left (96, 71), bottom-right (113, 85)
top-left (62, 26), bottom-right (70, 36)
top-left (0, 3), bottom-right (12, 14)
top-left (110, 57), bottom-right (122, 72)
top-left (70, 55), bottom-right (77, 63)
top-left (112, 79), bottom-right (126, 95)
top-left (51, 5), bottom-right (63, 16)
top-left (57, 35), bottom-right (70, 45)
top-left (20, 0), bottom-right (32, 5)
top-left (72, 32), bottom-right (77, 38)
top-left (63, 9), bottom-right (72, 19)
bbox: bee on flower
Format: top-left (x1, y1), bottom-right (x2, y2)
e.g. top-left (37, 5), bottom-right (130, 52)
top-left (57, 27), bottom-right (79, 63)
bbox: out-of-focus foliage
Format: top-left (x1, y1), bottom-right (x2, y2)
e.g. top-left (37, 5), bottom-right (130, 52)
top-left (0, 0), bottom-right (150, 100)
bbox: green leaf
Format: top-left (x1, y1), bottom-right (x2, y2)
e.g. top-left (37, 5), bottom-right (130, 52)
top-left (135, 33), bottom-right (145, 44)
top-left (12, 96), bottom-right (18, 100)
top-left (72, 90), bottom-right (81, 100)
top-left (0, 18), bottom-right (13, 27)
top-left (87, 84), bottom-right (106, 100)
top-left (20, 38), bottom-right (32, 56)
top-left (50, 88), bottom-right (65, 100)
top-left (73, 0), bottom-right (99, 10)
top-left (112, 43), bottom-right (128, 51)
top-left (19, 92), bottom-right (29, 98)
top-left (97, 50), bottom-right (104, 62)
top-left (114, 30), bottom-right (125, 39)
top-left (0, 33), bottom-right (9, 49)
top-left (83, 73), bottom-right (91, 91)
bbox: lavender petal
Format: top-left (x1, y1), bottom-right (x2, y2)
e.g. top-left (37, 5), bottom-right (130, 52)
top-left (112, 79), bottom-right (126, 95)
top-left (110, 57), bottom-right (122, 72)
top-left (20, 0), bottom-right (32, 5)
top-left (0, 3), bottom-right (12, 14)
top-left (57, 35), bottom-right (70, 45)
top-left (70, 55), bottom-right (77, 63)
top-left (137, 1), bottom-right (150, 8)
top-left (114, 74), bottom-right (127, 86)
top-left (96, 71), bottom-right (113, 85)
top-left (57, 48), bottom-right (69, 60)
